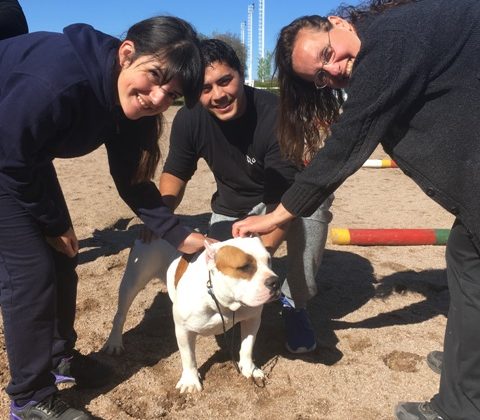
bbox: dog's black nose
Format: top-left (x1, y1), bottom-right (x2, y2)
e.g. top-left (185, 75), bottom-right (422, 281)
top-left (265, 276), bottom-right (280, 292)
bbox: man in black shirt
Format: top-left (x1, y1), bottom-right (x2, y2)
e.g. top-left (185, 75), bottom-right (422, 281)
top-left (160, 39), bottom-right (333, 354)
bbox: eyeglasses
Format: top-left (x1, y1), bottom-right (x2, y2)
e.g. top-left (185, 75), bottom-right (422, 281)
top-left (313, 30), bottom-right (334, 89)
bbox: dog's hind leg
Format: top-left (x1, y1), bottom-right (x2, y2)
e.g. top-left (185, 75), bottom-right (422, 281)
top-left (102, 238), bottom-right (177, 355)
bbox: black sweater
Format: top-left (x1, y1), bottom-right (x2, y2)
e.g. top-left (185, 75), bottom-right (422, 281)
top-left (282, 0), bottom-right (480, 248)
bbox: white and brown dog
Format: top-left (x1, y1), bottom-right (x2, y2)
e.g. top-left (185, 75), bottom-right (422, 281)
top-left (103, 236), bottom-right (280, 392)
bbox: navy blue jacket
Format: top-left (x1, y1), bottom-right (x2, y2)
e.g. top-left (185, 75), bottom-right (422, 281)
top-left (0, 24), bottom-right (189, 247)
top-left (282, 0), bottom-right (480, 248)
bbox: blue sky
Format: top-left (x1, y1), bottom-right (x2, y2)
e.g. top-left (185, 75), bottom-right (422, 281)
top-left (20, 0), bottom-right (343, 79)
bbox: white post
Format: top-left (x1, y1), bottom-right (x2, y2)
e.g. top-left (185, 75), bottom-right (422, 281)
top-left (246, 3), bottom-right (254, 86)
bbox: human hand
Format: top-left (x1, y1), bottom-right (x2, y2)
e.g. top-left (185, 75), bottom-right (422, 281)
top-left (232, 204), bottom-right (295, 237)
top-left (232, 214), bottom-right (277, 237)
top-left (204, 236), bottom-right (219, 246)
top-left (177, 231), bottom-right (208, 254)
top-left (139, 225), bottom-right (158, 244)
top-left (46, 227), bottom-right (79, 258)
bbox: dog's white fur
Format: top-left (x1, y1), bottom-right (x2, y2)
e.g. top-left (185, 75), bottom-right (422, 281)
top-left (103, 236), bottom-right (279, 392)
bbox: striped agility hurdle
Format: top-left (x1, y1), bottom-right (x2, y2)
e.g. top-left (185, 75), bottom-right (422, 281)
top-left (331, 228), bottom-right (450, 246)
top-left (362, 159), bottom-right (398, 168)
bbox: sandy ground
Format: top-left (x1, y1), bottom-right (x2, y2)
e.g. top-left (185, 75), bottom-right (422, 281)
top-left (0, 106), bottom-right (454, 419)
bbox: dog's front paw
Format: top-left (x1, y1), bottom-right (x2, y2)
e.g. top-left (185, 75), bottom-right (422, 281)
top-left (101, 335), bottom-right (125, 356)
top-left (176, 370), bottom-right (202, 393)
top-left (238, 361), bottom-right (265, 380)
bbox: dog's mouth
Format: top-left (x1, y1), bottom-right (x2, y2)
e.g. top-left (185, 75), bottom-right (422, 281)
top-left (241, 289), bottom-right (280, 307)
top-left (263, 288), bottom-right (282, 304)
top-left (266, 290), bottom-right (281, 303)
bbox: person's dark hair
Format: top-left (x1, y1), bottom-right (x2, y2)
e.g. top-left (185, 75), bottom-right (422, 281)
top-left (123, 16), bottom-right (204, 182)
top-left (274, 0), bottom-right (416, 166)
top-left (335, 0), bottom-right (417, 25)
top-left (275, 16), bottom-right (345, 166)
top-left (200, 38), bottom-right (244, 77)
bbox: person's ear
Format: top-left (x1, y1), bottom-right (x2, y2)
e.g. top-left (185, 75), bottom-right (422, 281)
top-left (118, 40), bottom-right (136, 68)
top-left (328, 15), bottom-right (354, 31)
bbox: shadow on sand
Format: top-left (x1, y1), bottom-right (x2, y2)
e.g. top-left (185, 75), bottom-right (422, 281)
top-left (64, 240), bottom-right (448, 417)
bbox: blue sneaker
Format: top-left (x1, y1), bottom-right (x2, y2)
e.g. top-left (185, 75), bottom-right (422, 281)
top-left (280, 296), bottom-right (317, 353)
top-left (10, 393), bottom-right (91, 419)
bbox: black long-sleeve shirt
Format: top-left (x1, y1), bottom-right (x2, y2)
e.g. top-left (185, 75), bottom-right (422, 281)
top-left (164, 86), bottom-right (298, 217)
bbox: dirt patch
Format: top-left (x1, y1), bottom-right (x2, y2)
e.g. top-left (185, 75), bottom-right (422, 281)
top-left (383, 351), bottom-right (423, 373)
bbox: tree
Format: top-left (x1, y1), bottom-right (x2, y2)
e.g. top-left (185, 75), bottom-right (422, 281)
top-left (209, 31), bottom-right (247, 73)
top-left (257, 51), bottom-right (273, 83)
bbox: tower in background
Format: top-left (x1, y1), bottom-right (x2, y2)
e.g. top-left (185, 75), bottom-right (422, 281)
top-left (246, 3), bottom-right (254, 85)
top-left (258, 0), bottom-right (265, 60)
top-left (240, 20), bottom-right (246, 46)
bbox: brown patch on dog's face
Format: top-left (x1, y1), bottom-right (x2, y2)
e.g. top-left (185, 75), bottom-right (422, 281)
top-left (215, 245), bottom-right (257, 279)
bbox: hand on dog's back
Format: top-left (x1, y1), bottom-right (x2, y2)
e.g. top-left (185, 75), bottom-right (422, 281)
top-left (177, 232), bottom-right (208, 254)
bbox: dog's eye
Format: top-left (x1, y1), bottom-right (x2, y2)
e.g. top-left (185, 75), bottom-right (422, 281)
top-left (238, 263), bottom-right (252, 272)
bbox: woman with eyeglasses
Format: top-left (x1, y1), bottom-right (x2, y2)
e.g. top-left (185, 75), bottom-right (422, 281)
top-left (0, 15), bottom-right (206, 419)
top-left (233, 0), bottom-right (480, 418)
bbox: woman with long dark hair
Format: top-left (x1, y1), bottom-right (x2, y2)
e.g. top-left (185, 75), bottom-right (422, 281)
top-left (233, 1), bottom-right (480, 418)
top-left (0, 15), bottom-right (204, 419)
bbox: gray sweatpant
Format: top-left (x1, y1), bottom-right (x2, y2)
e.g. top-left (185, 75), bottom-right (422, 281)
top-left (208, 196), bottom-right (334, 308)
